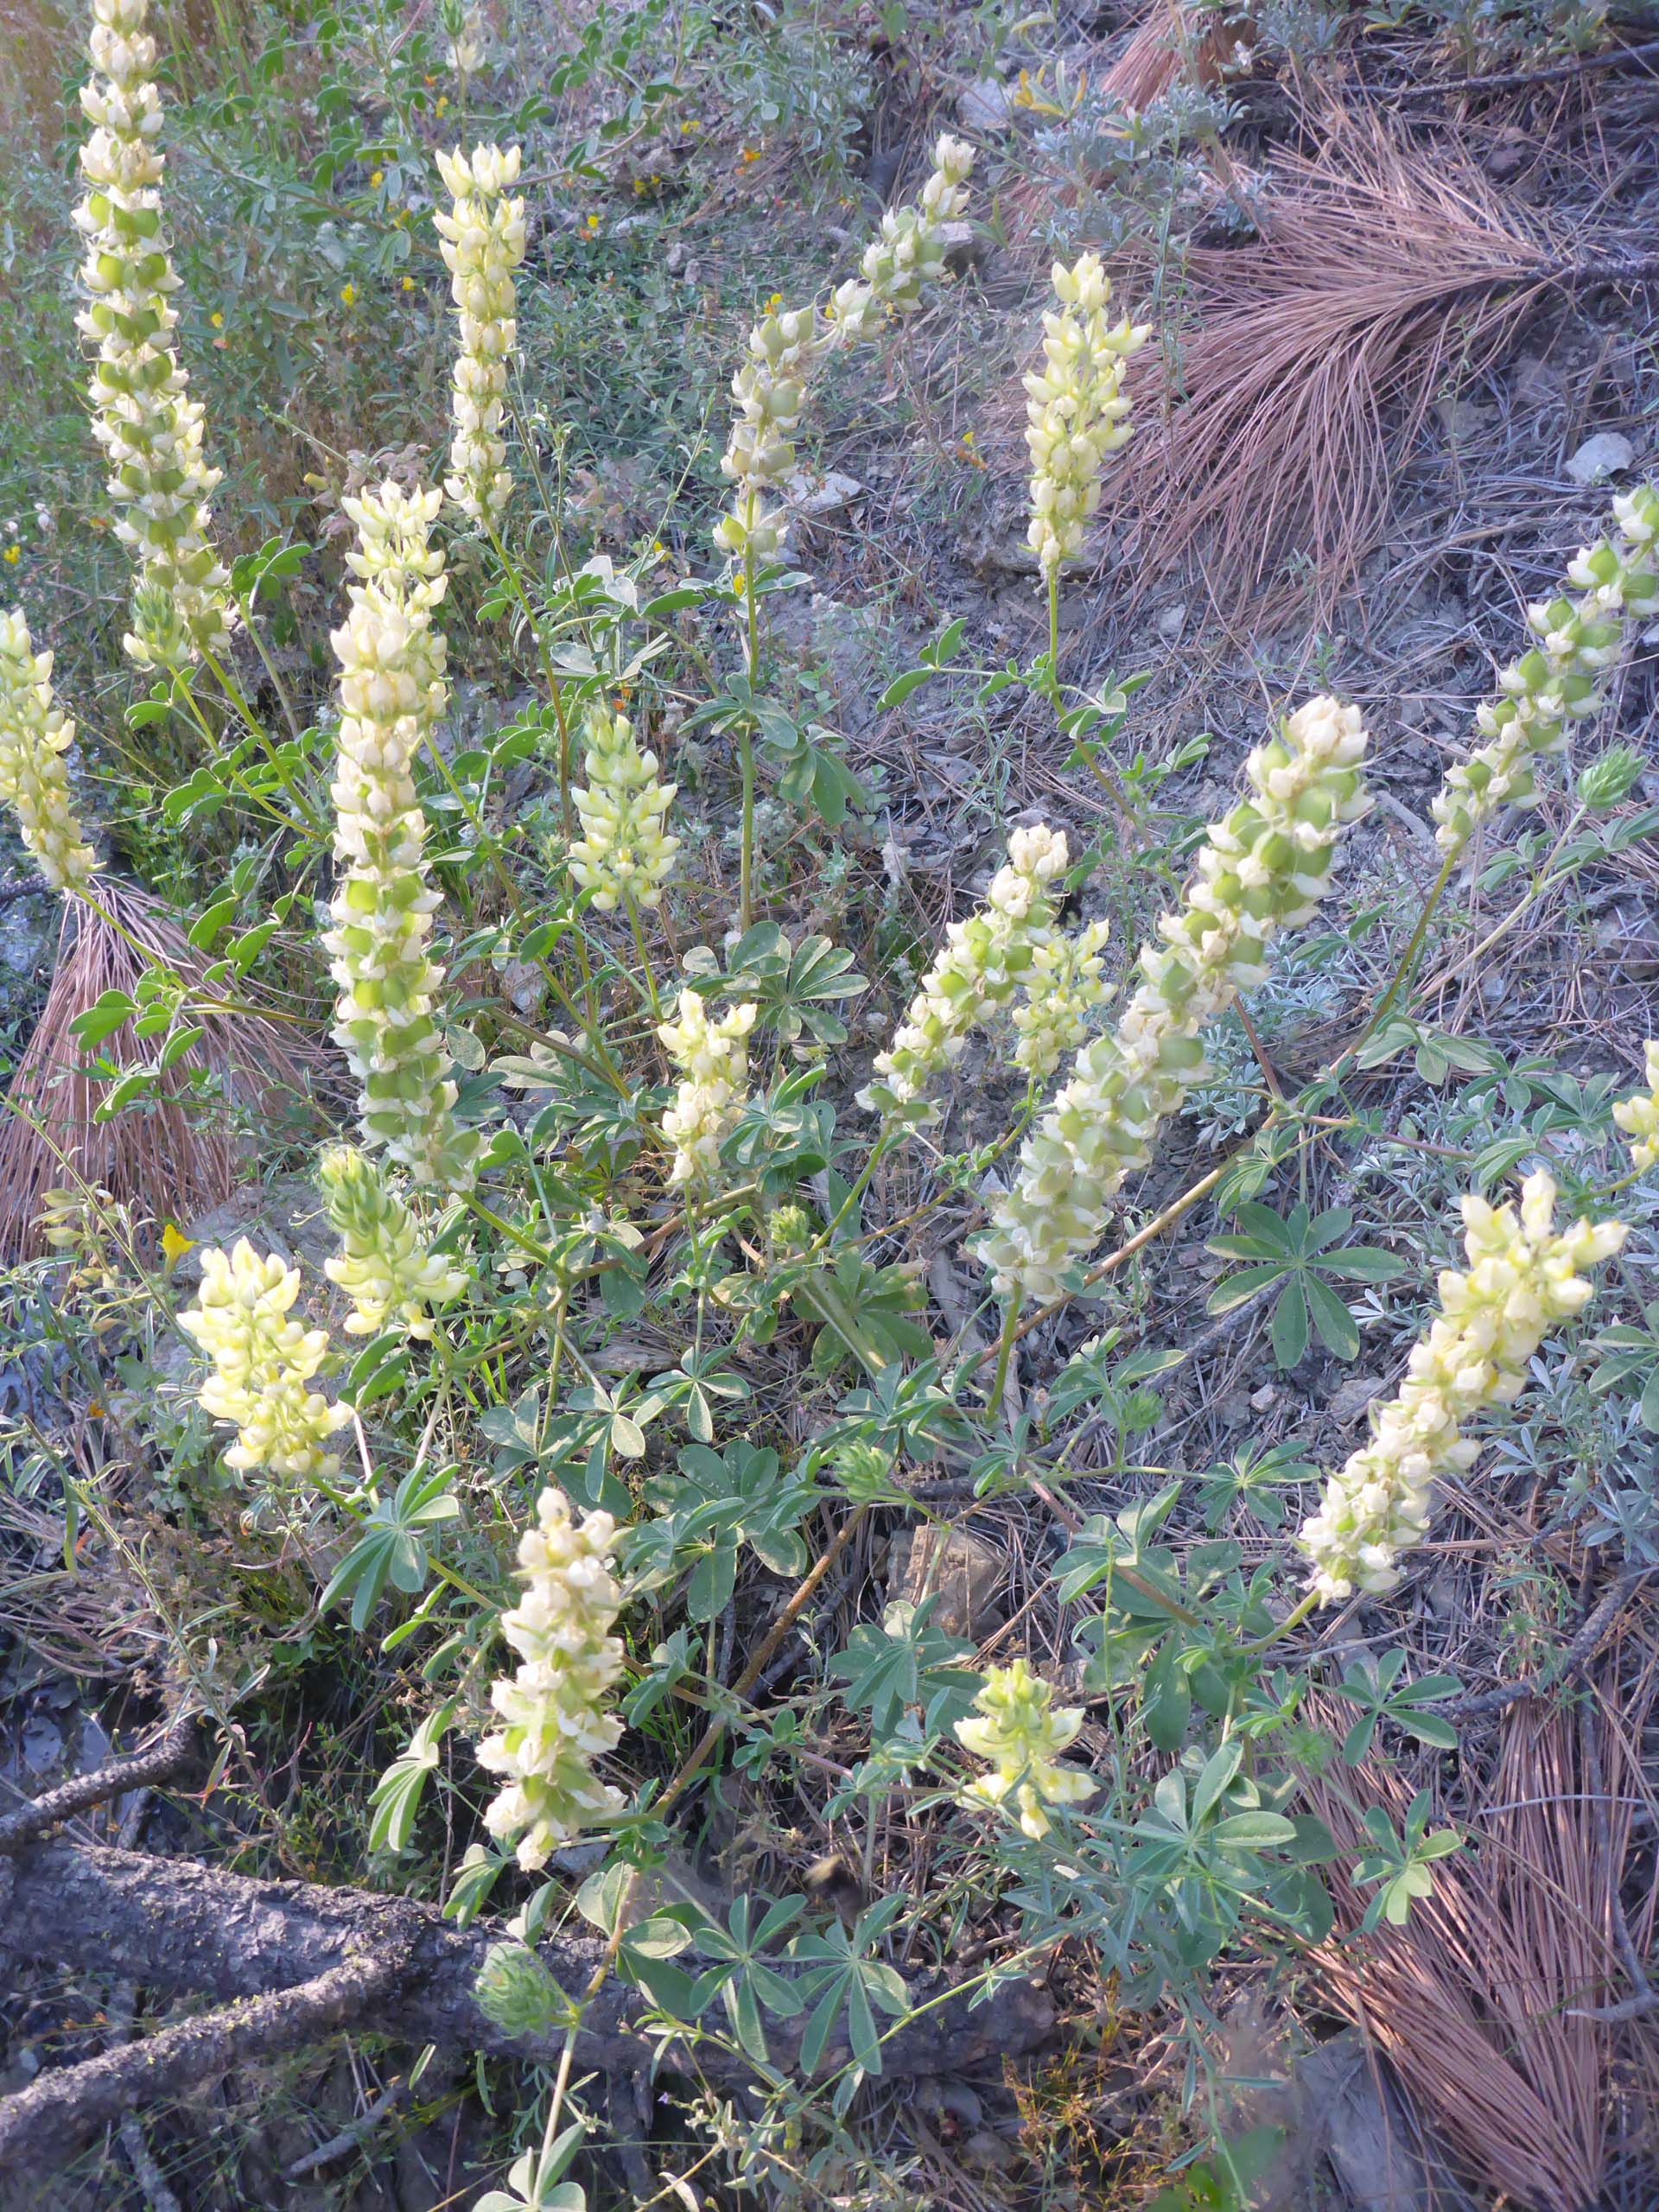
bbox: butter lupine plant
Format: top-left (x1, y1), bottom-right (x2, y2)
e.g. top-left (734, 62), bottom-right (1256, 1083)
top-left (16, 22), bottom-right (1659, 2202)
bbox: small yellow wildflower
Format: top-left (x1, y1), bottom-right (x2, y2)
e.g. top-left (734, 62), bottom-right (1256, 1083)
top-left (2, 547), bottom-right (19, 567)
top-left (741, 145), bottom-right (762, 163)
top-left (210, 310), bottom-right (224, 328)
top-left (371, 167), bottom-right (385, 187)
top-left (436, 93), bottom-right (450, 115)
top-left (403, 275), bottom-right (416, 290)
top-left (340, 282), bottom-right (357, 307)
top-left (585, 212), bottom-right (601, 234)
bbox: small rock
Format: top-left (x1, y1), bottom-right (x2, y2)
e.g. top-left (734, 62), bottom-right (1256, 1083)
top-left (887, 1523), bottom-right (1006, 1640)
top-left (1327, 1373), bottom-right (1384, 1425)
top-left (786, 468), bottom-right (864, 519)
top-left (664, 241), bottom-right (688, 275)
top-left (957, 79), bottom-right (1014, 132)
top-left (178, 1175), bottom-right (334, 1283)
top-left (1217, 1389), bottom-right (1252, 1431)
top-left (1156, 602), bottom-right (1188, 640)
top-left (969, 532), bottom-right (1042, 577)
top-left (502, 959), bottom-right (547, 1020)
top-left (1249, 1382), bottom-right (1277, 1412)
top-left (1434, 396), bottom-right (1485, 441)
top-left (961, 2129), bottom-right (1018, 2176)
top-left (939, 219), bottom-right (989, 276)
top-left (1566, 430), bottom-right (1636, 486)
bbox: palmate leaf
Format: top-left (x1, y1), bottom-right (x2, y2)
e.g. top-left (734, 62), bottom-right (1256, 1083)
top-left (1207, 1200), bottom-right (1404, 1370)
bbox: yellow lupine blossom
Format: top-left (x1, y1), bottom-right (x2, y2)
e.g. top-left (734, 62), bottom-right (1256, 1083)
top-left (981, 696), bottom-right (1370, 1305)
top-left (476, 1487), bottom-right (626, 1870)
top-left (319, 1145), bottom-right (467, 1340)
top-left (1612, 1039), bottom-right (1659, 1174)
top-left (325, 483), bottom-right (478, 1189)
top-left (955, 1658), bottom-right (1096, 1840)
top-left (1432, 484), bottom-right (1659, 856)
top-left (658, 990), bottom-right (757, 1185)
top-left (435, 143), bottom-right (527, 526)
top-left (1297, 1172), bottom-right (1627, 1603)
top-left (0, 612), bottom-right (100, 896)
top-left (1025, 252), bottom-right (1147, 579)
top-left (568, 702), bottom-right (679, 912)
top-left (178, 1238), bottom-right (350, 1481)
top-left (860, 823), bottom-right (1071, 1122)
top-left (74, 0), bottom-right (232, 669)
top-left (713, 135), bottom-right (975, 564)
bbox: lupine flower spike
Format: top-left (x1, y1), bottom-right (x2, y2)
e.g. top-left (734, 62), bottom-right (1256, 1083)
top-left (320, 1145), bottom-right (467, 1341)
top-left (1298, 1172), bottom-right (1626, 1602)
top-left (435, 144), bottom-right (527, 527)
top-left (568, 702), bottom-right (680, 911)
top-left (955, 1658), bottom-right (1096, 1840)
top-left (0, 613), bottom-right (100, 897)
top-left (1433, 484), bottom-right (1659, 858)
top-left (860, 824), bottom-right (1074, 1122)
top-left (1026, 252), bottom-right (1148, 585)
top-left (325, 483), bottom-right (479, 1189)
top-left (75, 0), bottom-right (232, 670)
top-left (476, 1487), bottom-right (626, 1870)
top-left (982, 698), bottom-right (1370, 1304)
top-left (658, 989), bottom-right (757, 1185)
top-left (1612, 1040), bottom-right (1659, 1174)
top-left (713, 136), bottom-right (975, 564)
top-left (178, 1239), bottom-right (350, 1481)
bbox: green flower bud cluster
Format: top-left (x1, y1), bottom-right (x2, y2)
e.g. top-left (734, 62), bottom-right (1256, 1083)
top-left (473, 1943), bottom-right (574, 2040)
top-left (1025, 253), bottom-right (1148, 580)
top-left (980, 698), bottom-right (1371, 1306)
top-left (1012, 918), bottom-right (1112, 1079)
top-left (74, 0), bottom-right (232, 670)
top-left (1432, 484), bottom-right (1659, 857)
top-left (324, 483), bottom-right (478, 1190)
top-left (476, 1487), bottom-right (626, 1871)
top-left (178, 1238), bottom-right (350, 1482)
top-left (0, 612), bottom-right (100, 897)
top-left (859, 823), bottom-right (1071, 1123)
top-left (1613, 1039), bottom-right (1659, 1175)
top-left (954, 1658), bottom-right (1096, 1840)
top-left (568, 702), bottom-right (680, 912)
top-left (712, 136), bottom-right (976, 565)
top-left (658, 989), bottom-right (757, 1185)
top-left (442, 0), bottom-right (486, 76)
top-left (435, 143), bottom-right (526, 526)
top-left (319, 1144), bottom-right (467, 1341)
top-left (1298, 1173), bottom-right (1627, 1604)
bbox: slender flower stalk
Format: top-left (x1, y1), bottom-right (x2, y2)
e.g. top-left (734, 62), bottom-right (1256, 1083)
top-left (1297, 1172), bottom-right (1627, 1603)
top-left (476, 1487), bottom-right (626, 1871)
top-left (567, 702), bottom-right (679, 911)
top-left (319, 1144), bottom-right (467, 1340)
top-left (325, 482), bottom-right (478, 1189)
top-left (1025, 253), bottom-right (1147, 605)
top-left (178, 1238), bottom-right (350, 1481)
top-left (955, 1658), bottom-right (1096, 1840)
top-left (435, 143), bottom-right (527, 528)
top-left (1432, 484), bottom-right (1659, 858)
top-left (0, 612), bottom-right (100, 897)
top-left (74, 0), bottom-right (232, 670)
top-left (1612, 1039), bottom-right (1659, 1175)
top-left (859, 824), bottom-right (1071, 1122)
top-left (658, 989), bottom-right (756, 1185)
top-left (980, 697), bottom-right (1371, 1305)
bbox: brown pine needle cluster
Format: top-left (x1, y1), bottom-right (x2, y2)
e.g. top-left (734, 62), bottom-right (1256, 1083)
top-left (0, 885), bottom-right (317, 1258)
top-left (1303, 1694), bottom-right (1643, 2209)
top-left (1126, 114), bottom-right (1554, 623)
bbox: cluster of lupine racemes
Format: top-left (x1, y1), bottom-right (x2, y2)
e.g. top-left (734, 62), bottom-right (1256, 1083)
top-left (11, 0), bottom-right (1659, 1904)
